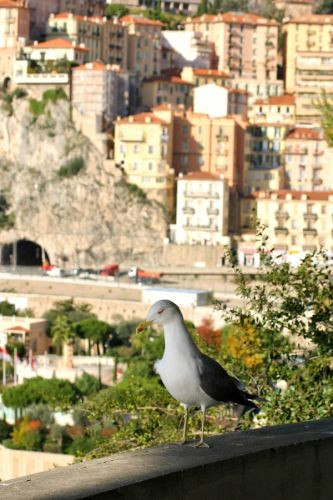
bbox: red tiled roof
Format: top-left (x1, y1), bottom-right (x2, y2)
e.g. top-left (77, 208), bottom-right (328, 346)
top-left (120, 15), bottom-right (163, 27)
top-left (117, 112), bottom-right (167, 125)
top-left (192, 68), bottom-right (231, 78)
top-left (5, 325), bottom-right (29, 332)
top-left (144, 76), bottom-right (193, 85)
top-left (255, 94), bottom-right (295, 106)
top-left (286, 127), bottom-right (321, 140)
top-left (73, 61), bottom-right (107, 71)
top-left (0, 0), bottom-right (27, 7)
top-left (30, 38), bottom-right (89, 52)
top-left (252, 190), bottom-right (333, 201)
top-left (186, 12), bottom-right (278, 26)
top-left (178, 171), bottom-right (222, 181)
top-left (284, 14), bottom-right (333, 24)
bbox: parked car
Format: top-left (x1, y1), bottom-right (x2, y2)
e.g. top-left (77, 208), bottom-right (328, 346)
top-left (128, 266), bottom-right (163, 284)
top-left (99, 264), bottom-right (119, 277)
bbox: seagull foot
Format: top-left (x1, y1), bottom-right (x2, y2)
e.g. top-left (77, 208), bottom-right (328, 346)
top-left (193, 440), bottom-right (210, 449)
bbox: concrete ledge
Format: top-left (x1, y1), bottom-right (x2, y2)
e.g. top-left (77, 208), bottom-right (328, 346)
top-left (1, 419), bottom-right (332, 500)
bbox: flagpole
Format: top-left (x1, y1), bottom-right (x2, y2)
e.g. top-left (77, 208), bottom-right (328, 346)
top-left (2, 356), bottom-right (5, 386)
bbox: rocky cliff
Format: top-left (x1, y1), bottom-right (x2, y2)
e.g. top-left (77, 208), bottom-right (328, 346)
top-left (0, 92), bottom-right (167, 267)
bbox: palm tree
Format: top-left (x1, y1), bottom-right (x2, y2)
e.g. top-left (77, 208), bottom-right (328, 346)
top-left (51, 315), bottom-right (76, 368)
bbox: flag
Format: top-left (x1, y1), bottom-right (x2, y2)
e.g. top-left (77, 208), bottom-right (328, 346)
top-left (0, 347), bottom-right (12, 363)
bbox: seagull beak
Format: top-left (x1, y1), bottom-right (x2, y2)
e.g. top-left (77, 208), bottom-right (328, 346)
top-left (136, 321), bottom-right (153, 334)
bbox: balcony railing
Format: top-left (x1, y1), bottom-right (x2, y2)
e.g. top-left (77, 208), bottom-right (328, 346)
top-left (207, 208), bottom-right (219, 215)
top-left (275, 210), bottom-right (289, 219)
top-left (303, 227), bottom-right (318, 236)
top-left (303, 212), bottom-right (318, 221)
top-left (184, 192), bottom-right (220, 199)
top-left (182, 207), bottom-right (195, 214)
top-left (275, 227), bottom-right (289, 235)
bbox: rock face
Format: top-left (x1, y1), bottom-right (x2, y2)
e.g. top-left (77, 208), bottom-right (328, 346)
top-left (0, 95), bottom-right (167, 267)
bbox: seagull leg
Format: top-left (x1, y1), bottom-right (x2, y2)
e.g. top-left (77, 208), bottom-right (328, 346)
top-left (195, 409), bottom-right (210, 448)
top-left (180, 405), bottom-right (189, 445)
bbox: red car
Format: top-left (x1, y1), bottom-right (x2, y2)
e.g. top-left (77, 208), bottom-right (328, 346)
top-left (99, 264), bottom-right (119, 277)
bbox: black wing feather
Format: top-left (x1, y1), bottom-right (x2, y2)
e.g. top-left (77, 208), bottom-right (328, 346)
top-left (197, 354), bottom-right (258, 408)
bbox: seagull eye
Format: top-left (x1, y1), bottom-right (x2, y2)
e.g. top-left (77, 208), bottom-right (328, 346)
top-left (158, 309), bottom-right (164, 314)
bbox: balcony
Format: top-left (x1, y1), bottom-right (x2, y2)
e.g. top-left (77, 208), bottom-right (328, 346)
top-left (303, 212), bottom-right (318, 222)
top-left (303, 227), bottom-right (318, 236)
top-left (284, 147), bottom-right (308, 155)
top-left (3, 419), bottom-right (332, 499)
top-left (184, 192), bottom-right (220, 199)
top-left (207, 208), bottom-right (219, 215)
top-left (312, 178), bottom-right (323, 186)
top-left (275, 210), bottom-right (289, 219)
top-left (182, 206), bottom-right (195, 214)
top-left (275, 227), bottom-right (289, 235)
top-left (185, 223), bottom-right (217, 231)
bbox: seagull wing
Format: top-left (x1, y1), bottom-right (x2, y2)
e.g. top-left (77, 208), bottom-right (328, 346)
top-left (197, 353), bottom-right (258, 408)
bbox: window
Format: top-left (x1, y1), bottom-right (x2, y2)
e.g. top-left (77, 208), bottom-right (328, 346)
top-left (181, 155), bottom-right (188, 165)
top-left (182, 124), bottom-right (189, 134)
top-left (148, 145), bottom-right (154, 154)
top-left (148, 162), bottom-right (154, 170)
top-left (133, 144), bottom-right (140, 153)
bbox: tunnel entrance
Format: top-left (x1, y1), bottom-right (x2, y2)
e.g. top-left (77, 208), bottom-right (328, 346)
top-left (1, 240), bottom-right (50, 266)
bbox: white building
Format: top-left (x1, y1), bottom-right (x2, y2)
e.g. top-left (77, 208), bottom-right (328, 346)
top-left (24, 37), bottom-right (89, 64)
top-left (172, 171), bottom-right (229, 245)
top-left (161, 30), bottom-right (212, 69)
top-left (193, 83), bottom-right (248, 119)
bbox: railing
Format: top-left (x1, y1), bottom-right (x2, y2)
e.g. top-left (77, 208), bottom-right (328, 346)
top-left (2, 419), bottom-right (332, 499)
top-left (184, 192), bottom-right (220, 199)
top-left (303, 227), bottom-right (318, 236)
top-left (275, 227), bottom-right (289, 235)
top-left (303, 212), bottom-right (318, 221)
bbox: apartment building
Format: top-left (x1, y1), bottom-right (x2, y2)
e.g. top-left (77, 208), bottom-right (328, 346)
top-left (101, 17), bottom-right (127, 67)
top-left (141, 76), bottom-right (193, 109)
top-left (275, 0), bottom-right (315, 19)
top-left (161, 30), bottom-right (213, 69)
top-left (254, 190), bottom-right (333, 258)
top-left (184, 12), bottom-right (282, 100)
top-left (114, 110), bottom-right (174, 211)
top-left (171, 171), bottom-right (229, 245)
top-left (283, 14), bottom-right (333, 124)
top-left (59, 0), bottom-right (105, 17)
top-left (284, 127), bottom-right (333, 192)
top-left (72, 61), bottom-right (128, 122)
top-left (0, 0), bottom-right (29, 84)
top-left (29, 0), bottom-right (59, 39)
top-left (121, 15), bottom-right (162, 78)
top-left (181, 66), bottom-right (232, 87)
top-left (251, 94), bottom-right (296, 124)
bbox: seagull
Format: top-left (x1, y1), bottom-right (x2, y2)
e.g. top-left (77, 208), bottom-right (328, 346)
top-left (137, 299), bottom-right (259, 448)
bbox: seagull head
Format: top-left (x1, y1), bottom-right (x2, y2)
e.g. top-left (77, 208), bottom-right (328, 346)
top-left (136, 300), bottom-right (181, 333)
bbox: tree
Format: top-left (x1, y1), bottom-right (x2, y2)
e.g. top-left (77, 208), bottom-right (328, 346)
top-left (74, 318), bottom-right (115, 355)
top-left (51, 314), bottom-right (76, 355)
top-left (105, 4), bottom-right (129, 18)
top-left (317, 91), bottom-right (333, 147)
top-left (44, 298), bottom-right (95, 335)
top-left (315, 0), bottom-right (333, 13)
top-left (0, 300), bottom-right (16, 316)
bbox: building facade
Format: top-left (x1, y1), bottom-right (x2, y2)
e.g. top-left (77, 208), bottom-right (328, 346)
top-left (161, 30), bottom-right (213, 70)
top-left (141, 76), bottom-right (193, 109)
top-left (172, 171), bottom-right (229, 245)
top-left (283, 14), bottom-right (333, 124)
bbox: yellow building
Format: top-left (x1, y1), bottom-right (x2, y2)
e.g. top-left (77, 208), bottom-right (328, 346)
top-left (253, 190), bottom-right (333, 259)
top-left (251, 94), bottom-right (296, 124)
top-left (284, 127), bottom-right (333, 191)
top-left (121, 15), bottom-right (162, 78)
top-left (283, 14), bottom-right (333, 124)
top-left (181, 66), bottom-right (232, 87)
top-left (141, 76), bottom-right (193, 109)
top-left (0, 0), bottom-right (29, 85)
top-left (114, 110), bottom-right (174, 212)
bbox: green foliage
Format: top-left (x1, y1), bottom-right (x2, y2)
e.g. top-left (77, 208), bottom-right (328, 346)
top-left (11, 417), bottom-right (44, 451)
top-left (315, 0), bottom-right (333, 13)
top-left (0, 192), bottom-right (15, 229)
top-left (197, 0), bottom-right (249, 15)
top-left (6, 340), bottom-right (26, 360)
top-left (106, 4), bottom-right (129, 17)
top-left (74, 318), bottom-right (115, 355)
top-left (0, 300), bottom-right (17, 316)
top-left (316, 91), bottom-right (333, 147)
top-left (1, 87), bottom-right (27, 115)
top-left (127, 183), bottom-right (147, 201)
top-left (2, 377), bottom-right (81, 411)
top-left (0, 419), bottom-right (13, 442)
top-left (75, 373), bottom-right (102, 397)
top-left (58, 157), bottom-right (85, 178)
top-left (44, 298), bottom-right (95, 335)
top-left (29, 87), bottom-right (67, 117)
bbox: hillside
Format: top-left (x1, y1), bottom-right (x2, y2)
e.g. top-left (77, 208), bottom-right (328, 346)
top-left (0, 91), bottom-right (167, 267)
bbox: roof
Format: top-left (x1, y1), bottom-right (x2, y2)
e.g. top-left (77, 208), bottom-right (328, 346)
top-left (286, 127), bottom-right (322, 140)
top-left (117, 112), bottom-right (168, 125)
top-left (255, 94), bottom-right (295, 106)
top-left (0, 0), bottom-right (27, 7)
top-left (5, 325), bottom-right (29, 333)
top-left (29, 38), bottom-right (89, 52)
top-left (178, 171), bottom-right (223, 181)
top-left (192, 68), bottom-right (231, 78)
top-left (73, 61), bottom-right (107, 71)
top-left (186, 12), bottom-right (278, 26)
top-left (120, 15), bottom-right (163, 27)
top-left (144, 76), bottom-right (193, 85)
top-left (252, 190), bottom-right (333, 201)
top-left (284, 14), bottom-right (333, 24)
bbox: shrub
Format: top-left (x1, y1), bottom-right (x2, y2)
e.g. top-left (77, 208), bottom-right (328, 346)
top-left (0, 419), bottom-right (13, 442)
top-left (58, 157), bottom-right (85, 178)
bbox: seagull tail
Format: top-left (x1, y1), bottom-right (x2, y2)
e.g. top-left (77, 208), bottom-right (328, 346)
top-left (241, 391), bottom-right (263, 411)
